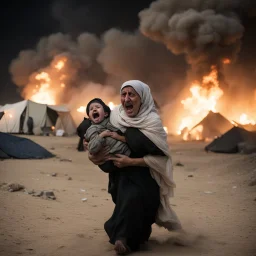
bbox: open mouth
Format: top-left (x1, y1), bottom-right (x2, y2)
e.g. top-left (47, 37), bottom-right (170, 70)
top-left (125, 103), bottom-right (133, 111)
top-left (92, 112), bottom-right (99, 119)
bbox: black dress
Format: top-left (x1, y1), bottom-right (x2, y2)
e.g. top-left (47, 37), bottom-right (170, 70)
top-left (104, 127), bottom-right (165, 251)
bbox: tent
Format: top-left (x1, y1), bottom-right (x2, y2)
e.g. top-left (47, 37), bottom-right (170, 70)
top-left (0, 100), bottom-right (76, 135)
top-left (0, 132), bottom-right (54, 159)
top-left (0, 111), bottom-right (4, 120)
top-left (189, 111), bottom-right (234, 140)
top-left (205, 127), bottom-right (256, 153)
top-left (232, 122), bottom-right (256, 132)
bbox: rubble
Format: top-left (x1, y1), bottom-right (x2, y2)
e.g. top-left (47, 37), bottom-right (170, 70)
top-left (0, 183), bottom-right (25, 192)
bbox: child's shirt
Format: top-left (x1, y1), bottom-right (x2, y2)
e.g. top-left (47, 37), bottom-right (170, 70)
top-left (84, 117), bottom-right (131, 156)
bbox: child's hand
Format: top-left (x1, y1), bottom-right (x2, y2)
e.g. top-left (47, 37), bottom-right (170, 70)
top-left (109, 131), bottom-right (120, 140)
top-left (99, 130), bottom-right (112, 138)
top-left (110, 132), bottom-right (126, 142)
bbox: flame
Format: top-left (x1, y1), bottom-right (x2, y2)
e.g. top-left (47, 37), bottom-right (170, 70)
top-left (163, 126), bottom-right (168, 134)
top-left (239, 113), bottom-right (255, 125)
top-left (77, 106), bottom-right (86, 113)
top-left (108, 102), bottom-right (116, 110)
top-left (28, 58), bottom-right (67, 105)
top-left (178, 66), bottom-right (223, 139)
top-left (55, 60), bottom-right (66, 70)
top-left (189, 124), bottom-right (203, 140)
top-left (222, 58), bottom-right (231, 64)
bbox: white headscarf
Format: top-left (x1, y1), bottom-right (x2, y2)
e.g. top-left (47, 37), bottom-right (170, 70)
top-left (110, 80), bottom-right (182, 231)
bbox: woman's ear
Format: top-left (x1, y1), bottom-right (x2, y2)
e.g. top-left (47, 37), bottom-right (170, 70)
top-left (104, 112), bottom-right (109, 117)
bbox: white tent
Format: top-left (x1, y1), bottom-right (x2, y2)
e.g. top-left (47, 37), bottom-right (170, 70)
top-left (0, 100), bottom-right (76, 135)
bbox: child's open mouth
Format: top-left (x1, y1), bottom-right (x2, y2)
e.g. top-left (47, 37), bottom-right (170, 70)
top-left (92, 112), bottom-right (99, 119)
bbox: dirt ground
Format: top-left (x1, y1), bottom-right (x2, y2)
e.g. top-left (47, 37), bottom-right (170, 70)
top-left (0, 135), bottom-right (255, 256)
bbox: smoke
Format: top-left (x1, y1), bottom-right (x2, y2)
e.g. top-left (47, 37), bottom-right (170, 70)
top-left (9, 32), bottom-right (107, 104)
top-left (9, 28), bottom-right (186, 111)
top-left (8, 0), bottom-right (256, 130)
top-left (98, 28), bottom-right (186, 99)
top-left (139, 0), bottom-right (253, 82)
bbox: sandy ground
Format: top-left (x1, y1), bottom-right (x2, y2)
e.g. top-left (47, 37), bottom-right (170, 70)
top-left (0, 135), bottom-right (256, 256)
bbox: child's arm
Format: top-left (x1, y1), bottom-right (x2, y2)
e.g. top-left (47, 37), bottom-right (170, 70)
top-left (85, 128), bottom-right (107, 154)
top-left (109, 132), bottom-right (126, 143)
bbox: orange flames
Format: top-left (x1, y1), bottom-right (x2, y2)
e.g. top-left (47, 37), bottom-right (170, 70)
top-left (239, 113), bottom-right (255, 125)
top-left (24, 56), bottom-right (254, 138)
top-left (28, 58), bottom-right (67, 105)
top-left (177, 66), bottom-right (223, 137)
top-left (177, 65), bottom-right (256, 140)
top-left (222, 58), bottom-right (231, 64)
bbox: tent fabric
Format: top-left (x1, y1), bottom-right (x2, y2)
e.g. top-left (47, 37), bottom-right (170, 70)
top-left (237, 123), bottom-right (256, 132)
top-left (55, 112), bottom-right (77, 135)
top-left (205, 127), bottom-right (256, 153)
top-left (0, 148), bottom-right (9, 159)
top-left (0, 100), bottom-right (76, 135)
top-left (0, 112), bottom-right (4, 120)
top-left (0, 132), bottom-right (54, 159)
top-left (24, 100), bottom-right (47, 134)
top-left (189, 111), bottom-right (234, 140)
top-left (47, 104), bottom-right (70, 112)
top-left (0, 100), bottom-right (27, 133)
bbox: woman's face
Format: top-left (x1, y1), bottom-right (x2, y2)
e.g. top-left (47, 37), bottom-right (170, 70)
top-left (121, 86), bottom-right (141, 117)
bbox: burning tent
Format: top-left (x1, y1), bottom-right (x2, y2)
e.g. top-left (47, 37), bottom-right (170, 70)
top-left (232, 122), bottom-right (256, 132)
top-left (186, 111), bottom-right (234, 141)
top-left (205, 127), bottom-right (256, 154)
top-left (0, 100), bottom-right (76, 135)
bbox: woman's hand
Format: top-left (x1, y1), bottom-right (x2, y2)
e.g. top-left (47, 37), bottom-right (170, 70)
top-left (108, 154), bottom-right (132, 168)
top-left (88, 146), bottom-right (110, 165)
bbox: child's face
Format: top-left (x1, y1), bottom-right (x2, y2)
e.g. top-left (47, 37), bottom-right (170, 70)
top-left (88, 102), bottom-right (108, 124)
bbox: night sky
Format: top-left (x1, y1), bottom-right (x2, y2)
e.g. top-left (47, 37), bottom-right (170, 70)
top-left (1, 0), bottom-right (256, 105)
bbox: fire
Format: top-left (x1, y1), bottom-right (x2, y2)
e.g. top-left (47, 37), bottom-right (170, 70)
top-left (55, 60), bottom-right (66, 70)
top-left (222, 58), bottom-right (231, 64)
top-left (108, 102), bottom-right (116, 110)
top-left (183, 125), bottom-right (203, 141)
top-left (28, 58), bottom-right (67, 105)
top-left (178, 66), bottom-right (223, 138)
top-left (77, 106), bottom-right (86, 113)
top-left (239, 113), bottom-right (255, 125)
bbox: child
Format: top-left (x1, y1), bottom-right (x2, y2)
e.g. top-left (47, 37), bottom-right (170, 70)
top-left (84, 98), bottom-right (131, 173)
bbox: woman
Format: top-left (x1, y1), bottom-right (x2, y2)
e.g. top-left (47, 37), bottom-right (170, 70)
top-left (87, 80), bottom-right (181, 254)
